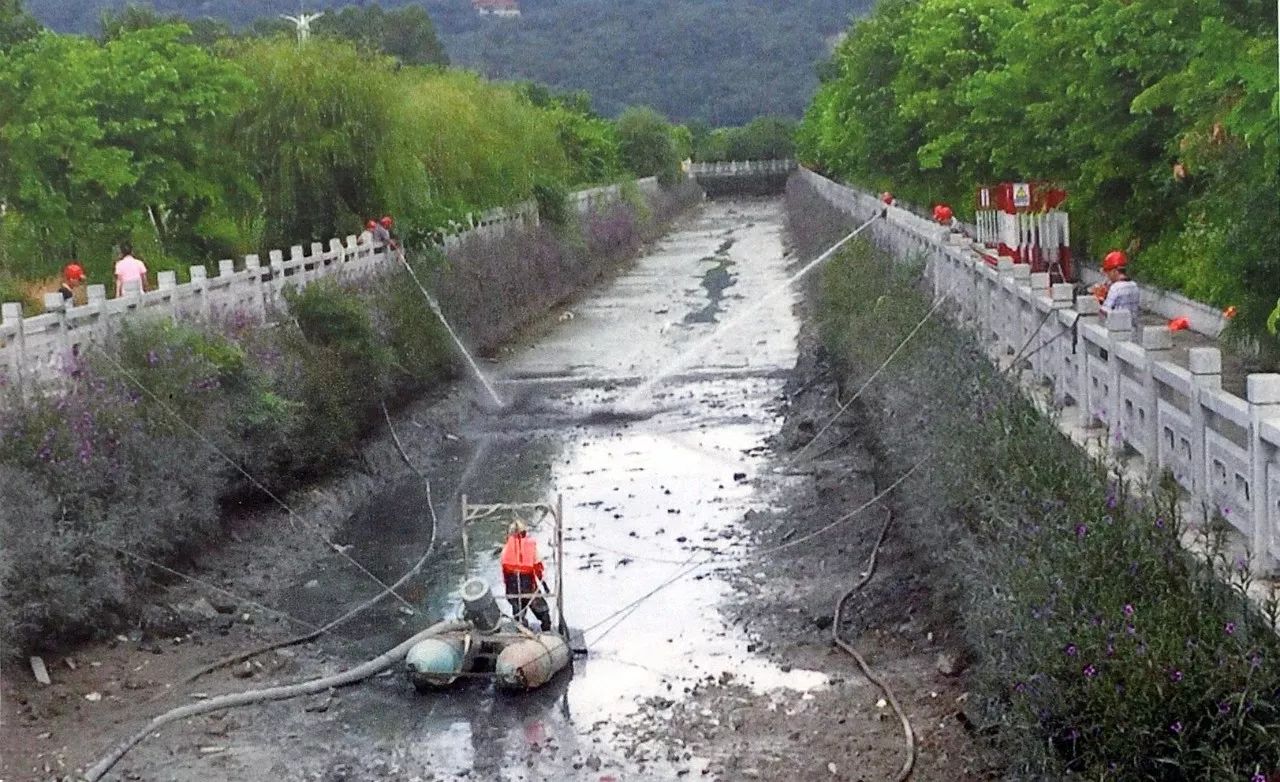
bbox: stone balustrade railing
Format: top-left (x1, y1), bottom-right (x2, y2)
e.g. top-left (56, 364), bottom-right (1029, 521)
top-left (799, 167), bottom-right (1280, 573)
top-left (688, 159), bottom-right (797, 176)
top-left (0, 177), bottom-right (659, 393)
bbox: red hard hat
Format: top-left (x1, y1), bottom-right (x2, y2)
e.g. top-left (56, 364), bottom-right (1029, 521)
top-left (1102, 250), bottom-right (1128, 272)
top-left (937, 205), bottom-right (953, 222)
top-left (64, 263), bottom-right (85, 282)
top-left (380, 216), bottom-right (393, 228)
top-left (1168, 316), bottom-right (1190, 332)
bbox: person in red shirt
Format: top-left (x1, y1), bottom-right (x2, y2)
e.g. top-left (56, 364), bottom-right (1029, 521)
top-left (500, 519), bottom-right (552, 630)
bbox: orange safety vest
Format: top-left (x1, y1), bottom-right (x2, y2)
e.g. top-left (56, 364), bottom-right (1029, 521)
top-left (501, 534), bottom-right (544, 579)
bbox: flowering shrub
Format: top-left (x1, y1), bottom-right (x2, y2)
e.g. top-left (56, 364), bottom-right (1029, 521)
top-left (797, 178), bottom-right (1280, 778)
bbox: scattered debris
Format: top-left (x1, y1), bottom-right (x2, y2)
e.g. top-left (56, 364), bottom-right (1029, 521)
top-left (30, 656), bottom-right (51, 685)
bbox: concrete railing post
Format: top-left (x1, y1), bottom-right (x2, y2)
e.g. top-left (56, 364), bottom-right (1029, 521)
top-left (1140, 326), bottom-right (1173, 469)
top-left (1246, 374), bottom-right (1280, 573)
top-left (1104, 309), bottom-right (1133, 450)
top-left (217, 260), bottom-right (236, 319)
top-left (122, 278), bottom-right (143, 309)
top-left (189, 265), bottom-right (209, 321)
top-left (157, 271), bottom-right (178, 321)
top-left (269, 249), bottom-right (286, 307)
top-left (2, 302), bottom-right (26, 399)
top-left (42, 293), bottom-right (70, 376)
top-left (245, 254), bottom-right (266, 318)
top-left (1187, 347), bottom-right (1222, 497)
top-left (993, 259), bottom-right (1014, 353)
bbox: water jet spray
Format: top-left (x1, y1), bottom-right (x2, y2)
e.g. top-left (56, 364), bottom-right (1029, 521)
top-left (397, 252), bottom-right (506, 409)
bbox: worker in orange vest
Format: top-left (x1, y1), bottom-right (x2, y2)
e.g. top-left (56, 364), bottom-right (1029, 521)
top-left (500, 519), bottom-right (552, 630)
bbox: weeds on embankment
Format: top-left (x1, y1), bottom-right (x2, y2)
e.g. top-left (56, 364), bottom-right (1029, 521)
top-left (0, 184), bottom-right (702, 657)
top-left (788, 178), bottom-right (1280, 779)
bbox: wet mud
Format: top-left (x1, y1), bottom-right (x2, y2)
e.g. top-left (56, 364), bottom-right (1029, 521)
top-left (3, 198), bottom-right (991, 781)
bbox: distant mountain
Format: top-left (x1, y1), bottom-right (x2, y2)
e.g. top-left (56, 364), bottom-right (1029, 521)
top-left (23, 0), bottom-right (871, 125)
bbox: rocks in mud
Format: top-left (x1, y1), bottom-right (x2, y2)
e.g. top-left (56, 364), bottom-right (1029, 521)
top-left (935, 652), bottom-right (967, 677)
top-left (174, 597), bottom-right (220, 622)
top-left (141, 604), bottom-right (191, 638)
top-left (209, 595), bottom-right (238, 614)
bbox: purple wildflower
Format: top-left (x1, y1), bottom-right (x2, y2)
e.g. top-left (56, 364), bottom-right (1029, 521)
top-left (1225, 622), bottom-right (1236, 636)
top-left (1123, 604), bottom-right (1135, 618)
top-left (1082, 664), bottom-right (1097, 679)
top-left (1170, 721), bottom-right (1183, 735)
top-left (1217, 701), bottom-right (1231, 716)
top-left (1252, 773), bottom-right (1265, 782)
top-left (1014, 681), bottom-right (1026, 693)
top-left (1125, 623), bottom-right (1136, 636)
top-left (1064, 643), bottom-right (1078, 657)
top-left (1155, 517), bottom-right (1166, 529)
top-left (1075, 523), bottom-right (1088, 540)
top-left (1169, 669), bottom-right (1183, 683)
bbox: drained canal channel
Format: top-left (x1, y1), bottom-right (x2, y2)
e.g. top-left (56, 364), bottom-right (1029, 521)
top-left (4, 198), bottom-right (985, 781)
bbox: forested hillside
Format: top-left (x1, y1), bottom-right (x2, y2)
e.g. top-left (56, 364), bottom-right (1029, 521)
top-left (441, 0), bottom-right (869, 124)
top-left (23, 0), bottom-right (869, 125)
top-left (800, 0), bottom-right (1279, 344)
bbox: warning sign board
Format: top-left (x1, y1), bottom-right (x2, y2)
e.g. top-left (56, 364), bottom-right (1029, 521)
top-left (1012, 182), bottom-right (1031, 208)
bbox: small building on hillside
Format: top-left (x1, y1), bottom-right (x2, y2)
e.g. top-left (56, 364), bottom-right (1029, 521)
top-left (473, 0), bottom-right (521, 17)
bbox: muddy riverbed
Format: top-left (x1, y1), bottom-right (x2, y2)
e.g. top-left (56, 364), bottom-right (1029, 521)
top-left (3, 198), bottom-right (991, 781)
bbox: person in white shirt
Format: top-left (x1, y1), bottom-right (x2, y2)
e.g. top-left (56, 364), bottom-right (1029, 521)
top-left (1095, 250), bottom-right (1139, 318)
top-left (114, 242), bottom-right (148, 298)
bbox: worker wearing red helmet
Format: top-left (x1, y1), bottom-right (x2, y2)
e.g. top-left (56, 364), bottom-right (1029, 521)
top-left (366, 216), bottom-right (396, 253)
top-left (1093, 250), bottom-right (1139, 318)
top-left (60, 262), bottom-right (86, 302)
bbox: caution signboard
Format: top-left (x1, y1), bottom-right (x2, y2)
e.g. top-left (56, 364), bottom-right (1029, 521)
top-left (1012, 182), bottom-right (1031, 208)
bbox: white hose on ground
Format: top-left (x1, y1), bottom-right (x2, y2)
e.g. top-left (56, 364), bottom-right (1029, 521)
top-left (832, 507), bottom-right (916, 782)
top-left (82, 620), bottom-right (469, 782)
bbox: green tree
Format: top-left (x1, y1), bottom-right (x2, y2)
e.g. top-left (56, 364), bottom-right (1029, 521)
top-left (615, 106), bottom-right (680, 184)
top-left (0, 0), bottom-right (39, 51)
top-left (314, 4), bottom-right (448, 67)
top-left (0, 25), bottom-right (250, 277)
top-left (230, 37), bottom-right (411, 247)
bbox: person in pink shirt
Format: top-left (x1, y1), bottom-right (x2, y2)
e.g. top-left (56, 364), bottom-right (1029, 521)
top-left (114, 242), bottom-right (148, 298)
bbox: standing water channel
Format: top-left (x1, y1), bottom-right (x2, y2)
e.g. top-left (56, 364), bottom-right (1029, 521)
top-left (175, 199), bottom-right (827, 780)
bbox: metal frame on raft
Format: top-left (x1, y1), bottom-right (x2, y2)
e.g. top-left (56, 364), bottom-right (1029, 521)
top-left (404, 494), bottom-right (582, 693)
top-left (459, 494), bottom-right (579, 649)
